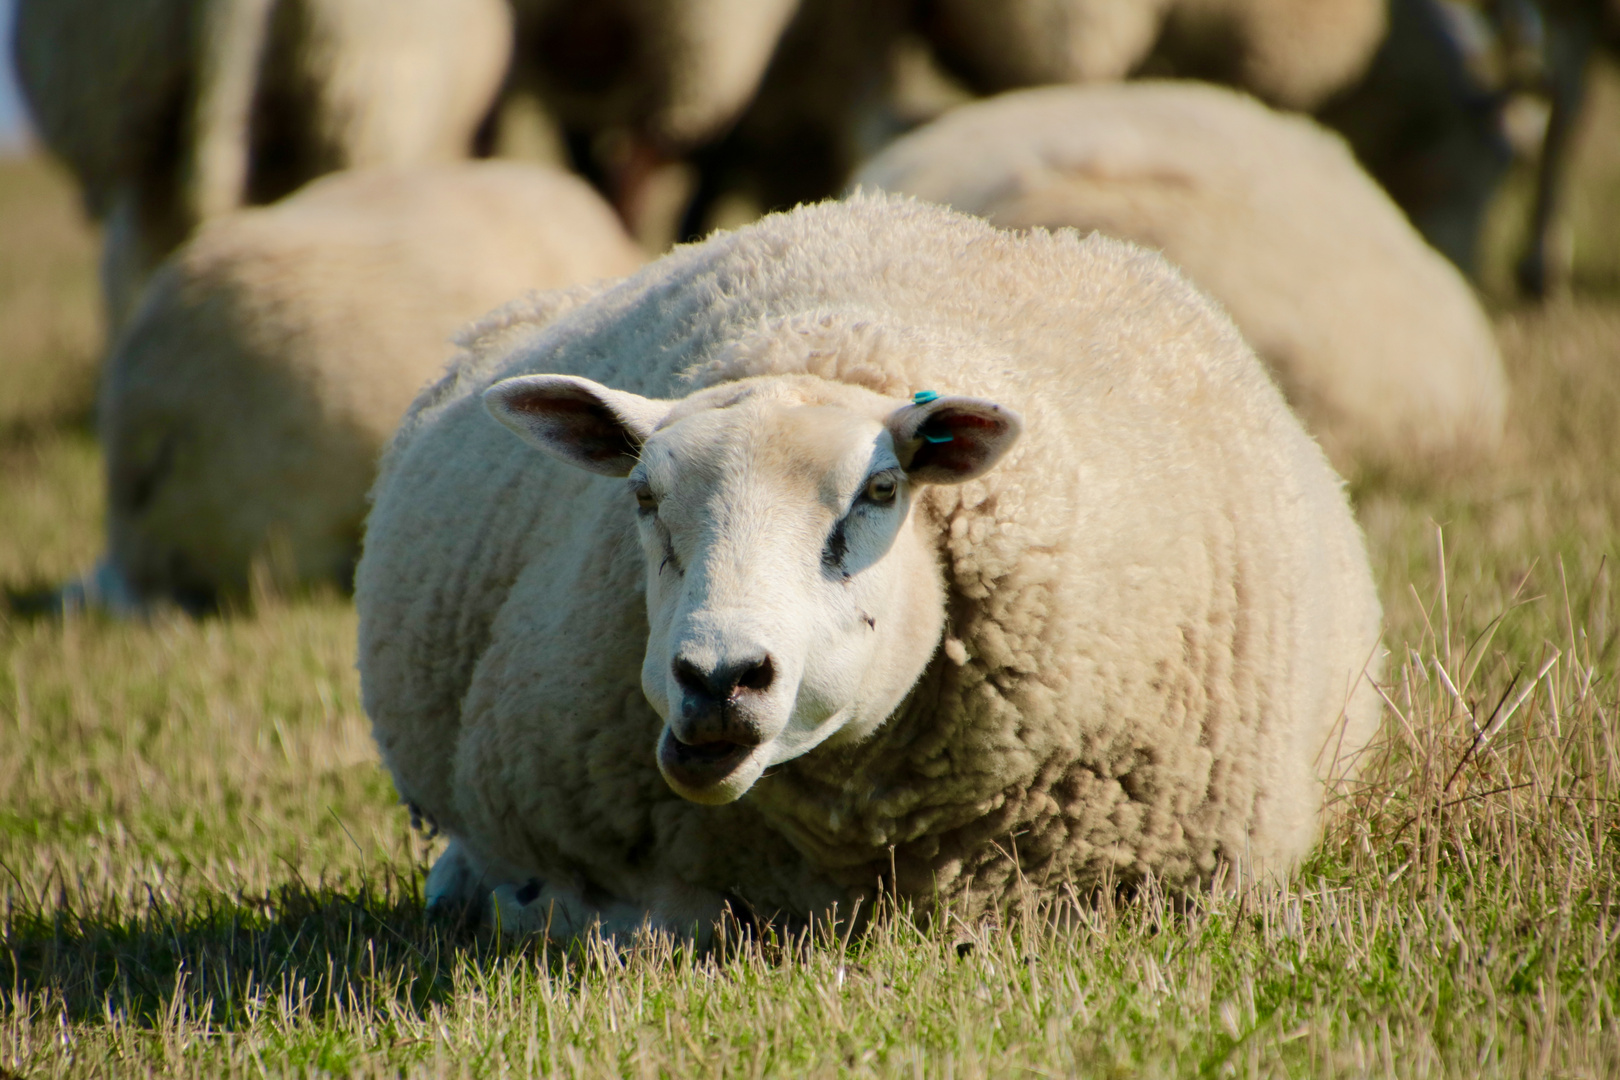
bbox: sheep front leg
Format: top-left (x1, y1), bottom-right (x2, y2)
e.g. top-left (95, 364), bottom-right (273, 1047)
top-left (424, 837), bottom-right (495, 926)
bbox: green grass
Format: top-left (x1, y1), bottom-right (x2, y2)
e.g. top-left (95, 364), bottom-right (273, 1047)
top-left (3, 82), bottom-right (1620, 1075)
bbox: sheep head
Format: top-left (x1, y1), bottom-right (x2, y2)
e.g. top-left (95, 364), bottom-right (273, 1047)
top-left (484, 373), bottom-right (1021, 805)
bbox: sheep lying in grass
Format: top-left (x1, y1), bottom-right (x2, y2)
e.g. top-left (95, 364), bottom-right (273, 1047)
top-left (854, 82), bottom-right (1508, 479)
top-left (89, 161), bottom-right (643, 611)
top-left (356, 194), bottom-right (1384, 944)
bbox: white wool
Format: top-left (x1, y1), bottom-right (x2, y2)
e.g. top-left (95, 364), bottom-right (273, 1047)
top-left (13, 0), bottom-right (512, 334)
top-left (854, 82), bottom-right (1508, 478)
top-left (96, 162), bottom-right (643, 606)
top-left (922, 0), bottom-right (1385, 110)
top-left (358, 193), bottom-right (1384, 942)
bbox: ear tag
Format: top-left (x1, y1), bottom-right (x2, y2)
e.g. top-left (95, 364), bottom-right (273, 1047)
top-left (911, 391), bottom-right (953, 442)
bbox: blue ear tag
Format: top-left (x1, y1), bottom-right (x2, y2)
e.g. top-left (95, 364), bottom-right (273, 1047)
top-left (912, 391), bottom-right (952, 441)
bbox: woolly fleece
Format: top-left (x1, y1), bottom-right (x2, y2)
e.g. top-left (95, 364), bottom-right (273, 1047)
top-left (358, 194), bottom-right (1384, 933)
top-left (100, 161), bottom-right (644, 604)
top-left (13, 0), bottom-right (512, 333)
top-left (854, 82), bottom-right (1508, 478)
top-left (922, 0), bottom-right (1385, 110)
top-left (509, 0), bottom-right (800, 151)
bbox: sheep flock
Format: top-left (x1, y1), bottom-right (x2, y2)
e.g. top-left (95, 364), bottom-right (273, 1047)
top-left (6, 0), bottom-right (1613, 945)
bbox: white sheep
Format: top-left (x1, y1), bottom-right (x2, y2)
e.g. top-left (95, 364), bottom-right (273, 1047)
top-left (356, 193), bottom-right (1384, 943)
top-left (854, 82), bottom-right (1509, 479)
top-left (508, 0), bottom-right (800, 154)
top-left (90, 161), bottom-right (643, 610)
top-left (13, 0), bottom-right (513, 334)
top-left (919, 0), bottom-right (1387, 111)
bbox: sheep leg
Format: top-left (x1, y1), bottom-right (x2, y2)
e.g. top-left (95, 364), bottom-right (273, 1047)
top-left (1516, 3), bottom-right (1598, 299)
top-left (423, 837), bottom-right (497, 927)
top-left (486, 874), bottom-right (735, 947)
top-left (18, 556), bottom-right (147, 618)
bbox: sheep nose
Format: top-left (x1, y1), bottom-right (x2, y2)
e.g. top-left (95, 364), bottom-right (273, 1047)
top-left (670, 653), bottom-right (773, 748)
top-left (672, 654), bottom-right (774, 704)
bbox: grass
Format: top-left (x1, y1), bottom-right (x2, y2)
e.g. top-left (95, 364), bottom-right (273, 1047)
top-left (2, 69), bottom-right (1620, 1074)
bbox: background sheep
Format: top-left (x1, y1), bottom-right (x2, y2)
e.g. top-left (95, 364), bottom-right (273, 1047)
top-left (12, 0), bottom-right (513, 334)
top-left (357, 195), bottom-right (1383, 941)
top-left (507, 0), bottom-right (799, 159)
top-left (1320, 0), bottom-right (1619, 295)
top-left (511, 0), bottom-right (1393, 244)
top-left (919, 0), bottom-right (1387, 111)
top-left (1515, 0), bottom-right (1620, 295)
top-left (670, 0), bottom-right (908, 241)
top-left (854, 82), bottom-right (1508, 479)
top-left (93, 160), bottom-right (643, 610)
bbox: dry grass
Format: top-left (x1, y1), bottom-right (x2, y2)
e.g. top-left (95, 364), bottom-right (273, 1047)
top-left (0, 154), bottom-right (100, 433)
top-left (1, 83), bottom-right (1618, 1075)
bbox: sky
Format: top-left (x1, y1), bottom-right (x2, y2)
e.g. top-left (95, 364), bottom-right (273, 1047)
top-left (0, 0), bottom-right (33, 153)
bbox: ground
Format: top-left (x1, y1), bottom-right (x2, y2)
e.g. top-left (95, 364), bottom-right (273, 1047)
top-left (1, 65), bottom-right (1619, 1079)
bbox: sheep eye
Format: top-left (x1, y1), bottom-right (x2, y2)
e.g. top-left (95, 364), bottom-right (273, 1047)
top-left (633, 482), bottom-right (658, 512)
top-left (864, 472), bottom-right (898, 504)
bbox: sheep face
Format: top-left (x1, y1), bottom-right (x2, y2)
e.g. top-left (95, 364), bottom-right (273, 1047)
top-left (485, 373), bottom-right (1021, 805)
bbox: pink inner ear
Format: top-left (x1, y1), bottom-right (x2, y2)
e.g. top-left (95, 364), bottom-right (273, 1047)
top-left (513, 390), bottom-right (639, 463)
top-left (913, 411), bottom-right (1005, 475)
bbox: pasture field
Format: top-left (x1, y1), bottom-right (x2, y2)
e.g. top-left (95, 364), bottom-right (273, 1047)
top-left (3, 69), bottom-right (1620, 1077)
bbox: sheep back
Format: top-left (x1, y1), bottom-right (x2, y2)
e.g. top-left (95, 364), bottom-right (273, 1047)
top-left (922, 0), bottom-right (1384, 110)
top-left (855, 82), bottom-right (1508, 480)
top-left (102, 161), bottom-right (643, 604)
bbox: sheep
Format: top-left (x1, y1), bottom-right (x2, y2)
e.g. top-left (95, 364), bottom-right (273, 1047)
top-left (853, 82), bottom-right (1509, 479)
top-left (90, 161), bottom-right (643, 611)
top-left (503, 0), bottom-right (802, 231)
top-left (356, 193), bottom-right (1384, 944)
top-left (1317, 0), bottom-right (1529, 280)
top-left (669, 0), bottom-right (1388, 243)
top-left (12, 0), bottom-right (513, 334)
top-left (918, 0), bottom-right (1387, 112)
top-left (672, 0), bottom-right (909, 241)
top-left (508, 0), bottom-right (800, 154)
top-left (1514, 0), bottom-right (1619, 297)
top-left (1320, 0), bottom-right (1618, 296)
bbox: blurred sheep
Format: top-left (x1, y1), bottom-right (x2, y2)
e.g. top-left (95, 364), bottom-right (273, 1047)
top-left (84, 161), bottom-right (642, 612)
top-left (918, 0), bottom-right (1387, 111)
top-left (670, 0), bottom-right (1389, 240)
top-left (12, 0), bottom-right (513, 334)
top-left (855, 82), bottom-right (1508, 477)
top-left (1516, 0), bottom-right (1619, 296)
top-left (1320, 0), bottom-right (1527, 277)
top-left (503, 0), bottom-right (801, 230)
top-left (1322, 0), bottom-right (1619, 293)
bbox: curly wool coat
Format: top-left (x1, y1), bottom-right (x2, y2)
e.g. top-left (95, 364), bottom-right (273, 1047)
top-left (99, 161), bottom-right (643, 606)
top-left (921, 0), bottom-right (1385, 111)
top-left (13, 0), bottom-right (512, 333)
top-left (854, 82), bottom-right (1508, 480)
top-left (357, 194), bottom-right (1384, 931)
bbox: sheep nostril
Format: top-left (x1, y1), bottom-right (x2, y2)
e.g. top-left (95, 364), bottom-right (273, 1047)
top-left (735, 655), bottom-right (774, 694)
top-left (674, 654), bottom-right (774, 700)
top-left (673, 657), bottom-right (711, 698)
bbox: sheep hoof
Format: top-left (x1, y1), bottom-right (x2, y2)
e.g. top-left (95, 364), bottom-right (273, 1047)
top-left (424, 838), bottom-right (488, 928)
top-left (490, 879), bottom-right (558, 937)
top-left (9, 558), bottom-right (145, 619)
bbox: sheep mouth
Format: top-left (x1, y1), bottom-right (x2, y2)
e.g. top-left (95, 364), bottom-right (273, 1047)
top-left (657, 728), bottom-right (758, 801)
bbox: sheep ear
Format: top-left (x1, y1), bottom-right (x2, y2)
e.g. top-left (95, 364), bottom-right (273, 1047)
top-left (484, 375), bottom-right (669, 477)
top-left (888, 395), bottom-right (1022, 485)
